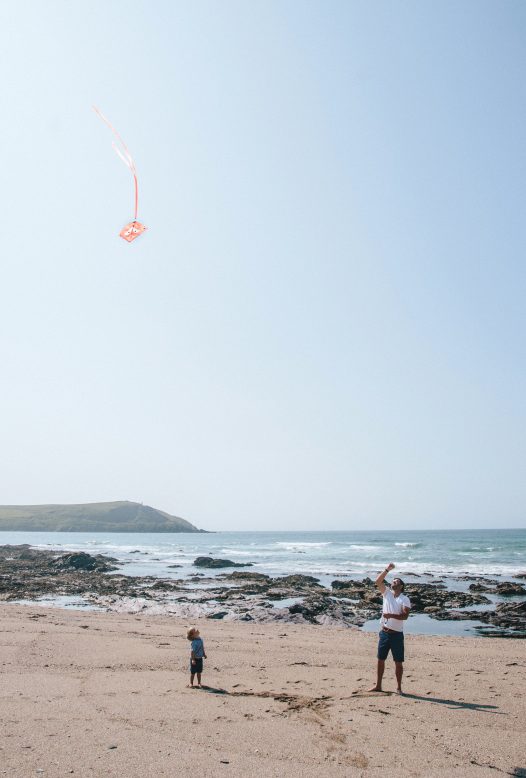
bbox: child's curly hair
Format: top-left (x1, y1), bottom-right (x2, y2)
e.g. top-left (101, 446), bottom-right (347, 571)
top-left (187, 627), bottom-right (198, 640)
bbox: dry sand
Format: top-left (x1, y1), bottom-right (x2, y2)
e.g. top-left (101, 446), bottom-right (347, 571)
top-left (0, 605), bottom-right (524, 777)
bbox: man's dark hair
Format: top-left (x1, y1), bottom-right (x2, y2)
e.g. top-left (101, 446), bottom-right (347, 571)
top-left (393, 577), bottom-right (405, 591)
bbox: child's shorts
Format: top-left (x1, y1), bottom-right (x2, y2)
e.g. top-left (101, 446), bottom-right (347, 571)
top-left (190, 658), bottom-right (203, 674)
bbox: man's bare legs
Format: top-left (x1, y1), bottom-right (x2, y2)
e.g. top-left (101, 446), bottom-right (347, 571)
top-left (368, 659), bottom-right (385, 692)
top-left (395, 661), bottom-right (403, 693)
top-left (368, 659), bottom-right (404, 693)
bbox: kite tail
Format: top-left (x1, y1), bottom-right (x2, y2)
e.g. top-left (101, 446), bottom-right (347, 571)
top-left (93, 106), bottom-right (139, 221)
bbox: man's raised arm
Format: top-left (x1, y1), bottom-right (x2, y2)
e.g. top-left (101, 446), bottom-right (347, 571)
top-left (375, 562), bottom-right (395, 593)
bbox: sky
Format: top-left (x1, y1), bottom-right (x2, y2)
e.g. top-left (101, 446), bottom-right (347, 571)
top-left (0, 1), bottom-right (525, 531)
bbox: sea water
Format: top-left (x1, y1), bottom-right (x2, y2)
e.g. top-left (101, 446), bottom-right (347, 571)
top-left (1, 528), bottom-right (524, 636)
top-left (2, 528), bottom-right (523, 581)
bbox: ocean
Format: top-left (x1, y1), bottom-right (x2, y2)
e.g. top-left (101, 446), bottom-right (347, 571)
top-left (2, 528), bottom-right (525, 636)
top-left (2, 527), bottom-right (524, 581)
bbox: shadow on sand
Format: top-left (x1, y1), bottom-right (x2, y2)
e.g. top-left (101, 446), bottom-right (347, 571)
top-left (400, 692), bottom-right (502, 713)
top-left (202, 685), bottom-right (502, 715)
top-left (199, 685), bottom-right (228, 694)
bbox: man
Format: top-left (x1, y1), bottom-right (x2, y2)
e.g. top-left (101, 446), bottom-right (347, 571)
top-left (369, 562), bottom-right (411, 695)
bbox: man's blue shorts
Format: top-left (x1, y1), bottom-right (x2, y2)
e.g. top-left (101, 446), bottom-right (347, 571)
top-left (190, 658), bottom-right (203, 674)
top-left (377, 629), bottom-right (404, 662)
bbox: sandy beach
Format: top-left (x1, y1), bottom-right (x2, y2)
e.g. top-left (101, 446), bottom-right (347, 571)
top-left (1, 605), bottom-right (524, 777)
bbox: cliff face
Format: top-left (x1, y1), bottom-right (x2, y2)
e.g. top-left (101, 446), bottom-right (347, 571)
top-left (0, 501), bottom-right (204, 532)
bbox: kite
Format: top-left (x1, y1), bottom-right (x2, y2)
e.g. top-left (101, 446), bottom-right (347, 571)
top-left (93, 106), bottom-right (147, 242)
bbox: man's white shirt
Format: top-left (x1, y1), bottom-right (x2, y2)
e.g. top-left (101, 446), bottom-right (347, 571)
top-left (381, 588), bottom-right (411, 632)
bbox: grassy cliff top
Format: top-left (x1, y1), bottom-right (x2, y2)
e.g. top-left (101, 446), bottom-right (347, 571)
top-left (0, 501), bottom-right (204, 533)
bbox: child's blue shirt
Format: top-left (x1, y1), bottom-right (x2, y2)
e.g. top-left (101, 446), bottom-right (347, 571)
top-left (191, 637), bottom-right (205, 658)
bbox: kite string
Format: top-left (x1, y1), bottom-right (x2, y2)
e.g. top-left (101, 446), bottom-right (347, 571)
top-left (93, 106), bottom-right (139, 221)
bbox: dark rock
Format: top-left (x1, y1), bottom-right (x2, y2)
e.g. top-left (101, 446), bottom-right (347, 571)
top-left (0, 545), bottom-right (150, 603)
top-left (361, 590), bottom-right (382, 605)
top-left (469, 583), bottom-right (492, 592)
top-left (289, 597), bottom-right (330, 622)
top-left (491, 600), bottom-right (526, 627)
top-left (193, 557), bottom-right (253, 569)
top-left (429, 599), bottom-right (526, 635)
top-left (150, 580), bottom-right (179, 591)
top-left (475, 627), bottom-right (524, 638)
top-left (454, 575), bottom-right (499, 584)
top-left (207, 611), bottom-right (228, 619)
top-left (287, 594), bottom-right (371, 627)
top-left (330, 580), bottom-right (493, 623)
top-left (53, 552), bottom-right (118, 573)
top-left (331, 579), bottom-right (367, 591)
top-left (223, 571), bottom-right (270, 582)
top-left (433, 609), bottom-right (491, 621)
top-left (403, 584), bottom-right (488, 614)
top-left (236, 584), bottom-right (271, 595)
top-left (19, 549), bottom-right (39, 560)
top-left (495, 582), bottom-right (526, 596)
top-left (272, 575), bottom-right (320, 588)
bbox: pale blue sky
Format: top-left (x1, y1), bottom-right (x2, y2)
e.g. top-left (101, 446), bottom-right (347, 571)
top-left (0, 1), bottom-right (524, 530)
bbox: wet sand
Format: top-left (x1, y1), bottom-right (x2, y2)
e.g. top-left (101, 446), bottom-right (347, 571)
top-left (1, 605), bottom-right (524, 776)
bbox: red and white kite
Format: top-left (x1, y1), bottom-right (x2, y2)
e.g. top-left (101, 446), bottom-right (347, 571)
top-left (93, 106), bottom-right (147, 242)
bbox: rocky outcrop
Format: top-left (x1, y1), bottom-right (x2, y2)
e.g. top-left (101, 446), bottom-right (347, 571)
top-left (272, 575), bottom-right (322, 589)
top-left (489, 600), bottom-right (526, 630)
top-left (226, 572), bottom-right (270, 582)
top-left (0, 545), bottom-right (149, 602)
top-left (469, 581), bottom-right (525, 596)
top-left (52, 552), bottom-right (118, 572)
top-left (403, 584), bottom-right (490, 613)
top-left (193, 557), bottom-right (253, 569)
top-left (1, 545), bottom-right (524, 636)
top-left (495, 582), bottom-right (526, 596)
top-left (468, 582), bottom-right (493, 592)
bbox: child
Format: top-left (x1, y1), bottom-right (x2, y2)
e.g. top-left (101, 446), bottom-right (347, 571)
top-left (187, 627), bottom-right (207, 688)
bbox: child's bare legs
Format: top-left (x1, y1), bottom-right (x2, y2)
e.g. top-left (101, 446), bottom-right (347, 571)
top-left (189, 673), bottom-right (202, 688)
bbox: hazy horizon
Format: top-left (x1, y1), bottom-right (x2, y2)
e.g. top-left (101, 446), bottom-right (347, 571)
top-left (0, 500), bottom-right (522, 534)
top-left (1, 2), bottom-right (525, 532)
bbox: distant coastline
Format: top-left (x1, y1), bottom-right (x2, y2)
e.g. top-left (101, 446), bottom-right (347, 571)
top-left (0, 501), bottom-right (206, 533)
